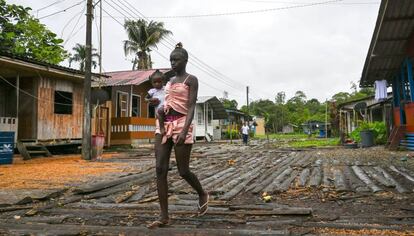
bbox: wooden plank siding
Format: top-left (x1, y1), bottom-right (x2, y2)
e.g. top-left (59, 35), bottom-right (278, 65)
top-left (36, 77), bottom-right (83, 140)
top-left (18, 77), bottom-right (37, 139)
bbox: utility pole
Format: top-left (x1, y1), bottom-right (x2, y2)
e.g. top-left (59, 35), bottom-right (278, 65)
top-left (82, 0), bottom-right (93, 160)
top-left (246, 86), bottom-right (249, 115)
top-left (325, 99), bottom-right (328, 139)
top-left (99, 0), bottom-right (102, 75)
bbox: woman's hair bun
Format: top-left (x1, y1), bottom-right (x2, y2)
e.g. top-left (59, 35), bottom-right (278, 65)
top-left (175, 42), bottom-right (183, 48)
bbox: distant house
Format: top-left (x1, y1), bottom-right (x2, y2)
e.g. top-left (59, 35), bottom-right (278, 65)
top-left (194, 96), bottom-right (227, 141)
top-left (337, 94), bottom-right (392, 135)
top-left (253, 116), bottom-right (266, 136)
top-left (282, 124), bottom-right (297, 134)
top-left (221, 109), bottom-right (250, 139)
top-left (0, 52), bottom-right (105, 159)
top-left (99, 69), bottom-right (174, 146)
top-left (302, 120), bottom-right (330, 137)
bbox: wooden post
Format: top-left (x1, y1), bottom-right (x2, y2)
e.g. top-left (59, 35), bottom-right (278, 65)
top-left (82, 0), bottom-right (93, 160)
top-left (16, 74), bottom-right (19, 143)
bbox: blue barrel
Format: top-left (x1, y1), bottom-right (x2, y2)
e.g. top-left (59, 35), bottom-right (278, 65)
top-left (0, 132), bottom-right (15, 165)
top-left (319, 129), bottom-right (326, 137)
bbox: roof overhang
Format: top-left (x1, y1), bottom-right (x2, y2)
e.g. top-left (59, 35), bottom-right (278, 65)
top-left (197, 96), bottom-right (227, 119)
top-left (0, 54), bottom-right (105, 82)
top-left (360, 0), bottom-right (414, 87)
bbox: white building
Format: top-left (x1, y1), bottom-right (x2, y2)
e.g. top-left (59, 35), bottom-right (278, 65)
top-left (194, 96), bottom-right (227, 141)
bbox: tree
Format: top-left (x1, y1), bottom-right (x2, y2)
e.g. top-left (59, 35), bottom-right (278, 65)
top-left (0, 0), bottom-right (67, 64)
top-left (331, 92), bottom-right (351, 104)
top-left (123, 19), bottom-right (172, 70)
top-left (220, 98), bottom-right (238, 109)
top-left (68, 43), bottom-right (99, 72)
top-left (275, 91), bottom-right (286, 105)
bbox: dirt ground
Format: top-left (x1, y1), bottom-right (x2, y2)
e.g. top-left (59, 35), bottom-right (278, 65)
top-left (0, 153), bottom-right (137, 189)
top-left (0, 141), bottom-right (413, 235)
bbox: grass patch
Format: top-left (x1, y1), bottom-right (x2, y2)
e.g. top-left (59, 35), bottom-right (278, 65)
top-left (287, 138), bottom-right (340, 148)
top-left (254, 133), bottom-right (308, 140)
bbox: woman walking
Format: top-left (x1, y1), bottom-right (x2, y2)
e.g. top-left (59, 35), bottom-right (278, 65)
top-left (148, 43), bottom-right (209, 228)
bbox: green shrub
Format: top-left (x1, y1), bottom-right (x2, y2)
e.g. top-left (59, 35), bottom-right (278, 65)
top-left (350, 121), bottom-right (387, 144)
top-left (224, 129), bottom-right (239, 139)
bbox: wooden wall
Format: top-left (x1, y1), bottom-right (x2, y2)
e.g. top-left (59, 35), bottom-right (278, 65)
top-left (0, 78), bottom-right (17, 117)
top-left (37, 77), bottom-right (83, 140)
top-left (18, 77), bottom-right (37, 139)
top-left (132, 81), bottom-right (152, 118)
top-left (110, 81), bottom-right (153, 118)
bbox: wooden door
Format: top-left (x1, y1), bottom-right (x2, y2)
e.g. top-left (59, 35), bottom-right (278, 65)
top-left (95, 106), bottom-right (110, 146)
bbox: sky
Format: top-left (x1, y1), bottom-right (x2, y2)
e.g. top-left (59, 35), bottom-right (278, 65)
top-left (9, 0), bottom-right (380, 107)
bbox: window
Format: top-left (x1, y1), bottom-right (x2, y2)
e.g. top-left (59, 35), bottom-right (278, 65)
top-left (54, 91), bottom-right (72, 114)
top-left (208, 109), bottom-right (212, 125)
top-left (131, 95), bottom-right (141, 117)
top-left (116, 92), bottom-right (128, 117)
top-left (148, 103), bottom-right (156, 118)
top-left (197, 111), bottom-right (203, 125)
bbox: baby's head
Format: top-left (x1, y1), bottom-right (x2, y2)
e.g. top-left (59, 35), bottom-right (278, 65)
top-left (150, 69), bottom-right (165, 89)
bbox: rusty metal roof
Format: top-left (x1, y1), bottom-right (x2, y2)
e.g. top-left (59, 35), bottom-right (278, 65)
top-left (360, 0), bottom-right (414, 87)
top-left (102, 69), bottom-right (172, 86)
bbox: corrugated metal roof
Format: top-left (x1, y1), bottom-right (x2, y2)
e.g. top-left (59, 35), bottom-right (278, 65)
top-left (0, 51), bottom-right (107, 79)
top-left (197, 96), bottom-right (227, 119)
top-left (340, 94), bottom-right (392, 111)
top-left (360, 0), bottom-right (414, 87)
top-left (102, 69), bottom-right (171, 86)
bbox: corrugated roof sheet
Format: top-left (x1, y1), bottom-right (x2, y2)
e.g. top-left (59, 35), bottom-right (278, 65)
top-left (361, 0), bottom-right (414, 87)
top-left (0, 51), bottom-right (107, 79)
top-left (102, 69), bottom-right (171, 86)
top-left (197, 96), bottom-right (228, 119)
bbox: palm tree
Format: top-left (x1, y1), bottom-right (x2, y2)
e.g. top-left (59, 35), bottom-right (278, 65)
top-left (123, 19), bottom-right (172, 70)
top-left (68, 43), bottom-right (100, 72)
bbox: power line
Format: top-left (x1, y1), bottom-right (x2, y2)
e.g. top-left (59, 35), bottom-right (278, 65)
top-left (113, 0), bottom-right (247, 93)
top-left (118, 0), bottom-right (277, 99)
top-left (36, 0), bottom-right (67, 12)
top-left (61, 3), bottom-right (86, 39)
top-left (104, 0), bottom-right (245, 95)
top-left (64, 22), bottom-right (86, 46)
top-left (100, 6), bottom-right (226, 94)
top-left (38, 0), bottom-right (84, 20)
top-left (142, 0), bottom-right (343, 19)
top-left (0, 75), bottom-right (79, 106)
top-left (239, 0), bottom-right (378, 4)
top-left (119, 0), bottom-right (246, 90)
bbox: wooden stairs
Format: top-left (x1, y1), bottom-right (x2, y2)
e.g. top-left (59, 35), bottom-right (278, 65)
top-left (17, 139), bottom-right (52, 160)
top-left (386, 125), bottom-right (406, 150)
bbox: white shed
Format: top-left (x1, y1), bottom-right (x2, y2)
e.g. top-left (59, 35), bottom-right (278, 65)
top-left (194, 96), bottom-right (227, 141)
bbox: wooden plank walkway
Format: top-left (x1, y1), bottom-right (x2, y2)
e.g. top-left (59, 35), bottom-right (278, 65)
top-left (0, 142), bottom-right (413, 235)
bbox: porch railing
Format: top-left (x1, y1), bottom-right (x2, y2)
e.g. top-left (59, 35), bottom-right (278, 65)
top-left (111, 117), bottom-right (156, 144)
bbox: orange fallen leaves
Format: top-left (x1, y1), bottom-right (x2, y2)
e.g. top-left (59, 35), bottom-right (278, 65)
top-left (0, 155), bottom-right (129, 189)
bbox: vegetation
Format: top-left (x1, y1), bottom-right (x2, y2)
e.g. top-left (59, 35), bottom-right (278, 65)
top-left (288, 138), bottom-right (340, 148)
top-left (224, 129), bottom-right (240, 139)
top-left (0, 0), bottom-right (67, 64)
top-left (220, 98), bottom-right (238, 109)
top-left (238, 84), bottom-right (374, 135)
top-left (123, 19), bottom-right (172, 70)
top-left (68, 44), bottom-right (100, 71)
top-left (350, 121), bottom-right (387, 144)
